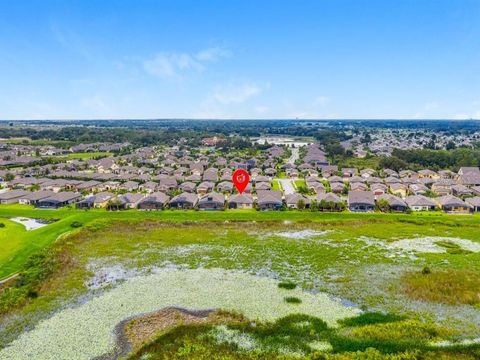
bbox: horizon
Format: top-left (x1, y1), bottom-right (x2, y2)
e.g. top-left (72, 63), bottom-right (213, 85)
top-left (2, 118), bottom-right (480, 122)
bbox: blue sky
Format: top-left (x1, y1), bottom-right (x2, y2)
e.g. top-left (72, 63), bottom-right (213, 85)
top-left (1, 0), bottom-right (480, 120)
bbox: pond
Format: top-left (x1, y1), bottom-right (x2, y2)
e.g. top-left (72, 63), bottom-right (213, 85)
top-left (10, 217), bottom-right (50, 231)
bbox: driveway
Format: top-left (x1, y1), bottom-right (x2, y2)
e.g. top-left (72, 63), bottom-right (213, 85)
top-left (277, 178), bottom-right (295, 195)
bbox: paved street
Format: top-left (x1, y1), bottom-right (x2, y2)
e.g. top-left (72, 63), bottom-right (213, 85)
top-left (277, 178), bottom-right (295, 195)
top-left (287, 147), bottom-right (300, 164)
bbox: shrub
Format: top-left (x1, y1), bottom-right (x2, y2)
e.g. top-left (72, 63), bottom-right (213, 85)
top-left (339, 312), bottom-right (406, 327)
top-left (0, 251), bottom-right (58, 314)
top-left (278, 281), bottom-right (297, 290)
top-left (421, 266), bottom-right (431, 275)
top-left (70, 221), bottom-right (82, 228)
top-left (284, 296), bottom-right (302, 304)
top-left (0, 222), bottom-right (5, 228)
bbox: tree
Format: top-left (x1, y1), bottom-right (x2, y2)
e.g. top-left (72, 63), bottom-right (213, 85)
top-left (376, 199), bottom-right (390, 212)
top-left (446, 141), bottom-right (456, 150)
top-left (379, 156), bottom-right (408, 172)
top-left (4, 173), bottom-right (14, 181)
top-left (325, 142), bottom-right (345, 157)
top-left (297, 186), bottom-right (310, 195)
top-left (297, 199), bottom-right (306, 210)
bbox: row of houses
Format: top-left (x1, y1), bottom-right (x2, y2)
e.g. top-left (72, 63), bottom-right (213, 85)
top-left (347, 191), bottom-right (480, 213)
top-left (2, 187), bottom-right (479, 213)
top-left (4, 165), bottom-right (480, 199)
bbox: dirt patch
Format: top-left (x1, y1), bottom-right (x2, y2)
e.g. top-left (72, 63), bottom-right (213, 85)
top-left (96, 307), bottom-right (246, 359)
top-left (125, 308), bottom-right (211, 352)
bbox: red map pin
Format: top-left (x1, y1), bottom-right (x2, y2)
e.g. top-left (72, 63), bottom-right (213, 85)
top-left (232, 169), bottom-right (250, 194)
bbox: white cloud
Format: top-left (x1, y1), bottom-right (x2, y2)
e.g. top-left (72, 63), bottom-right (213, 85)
top-left (211, 82), bottom-right (263, 105)
top-left (143, 53), bottom-right (203, 79)
top-left (192, 81), bottom-right (268, 118)
top-left (143, 47), bottom-right (231, 79)
top-left (195, 47), bottom-right (231, 61)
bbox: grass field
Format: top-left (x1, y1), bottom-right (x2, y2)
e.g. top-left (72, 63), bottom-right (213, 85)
top-left (0, 207), bottom-right (479, 358)
top-left (1, 205), bottom-right (480, 280)
top-left (293, 179), bottom-right (306, 189)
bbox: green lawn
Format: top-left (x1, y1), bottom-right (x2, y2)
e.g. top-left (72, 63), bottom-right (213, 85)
top-left (271, 180), bottom-right (281, 190)
top-left (1, 205), bottom-right (480, 281)
top-left (336, 156), bottom-right (381, 170)
top-left (293, 179), bottom-right (306, 189)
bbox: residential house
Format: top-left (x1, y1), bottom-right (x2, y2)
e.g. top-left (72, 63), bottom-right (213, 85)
top-left (75, 180), bottom-right (102, 193)
top-left (389, 183), bottom-right (408, 198)
top-left (179, 181), bottom-right (197, 193)
top-left (119, 180), bottom-right (140, 192)
top-left (228, 193), bottom-right (254, 209)
top-left (466, 197), bottom-right (480, 212)
top-left (431, 179), bottom-right (455, 196)
top-left (377, 194), bottom-right (408, 212)
top-left (316, 192), bottom-right (344, 210)
top-left (36, 192), bottom-right (82, 209)
top-left (342, 168), bottom-right (357, 178)
top-left (107, 193), bottom-right (144, 210)
top-left (451, 184), bottom-right (472, 197)
top-left (457, 166), bottom-right (480, 187)
top-left (408, 183), bottom-right (429, 196)
top-left (458, 167), bottom-right (480, 176)
top-left (435, 195), bottom-right (471, 214)
top-left (418, 169), bottom-right (439, 180)
top-left (360, 168), bottom-right (376, 178)
top-left (217, 181), bottom-right (233, 193)
top-left (330, 182), bottom-right (344, 194)
top-left (203, 168), bottom-right (218, 182)
top-left (197, 181), bottom-right (215, 195)
top-left (348, 191), bottom-right (375, 212)
top-left (19, 190), bottom-right (55, 205)
top-left (319, 165), bottom-right (338, 177)
top-left (0, 189), bottom-right (30, 204)
top-left (350, 182), bottom-right (368, 192)
top-left (371, 183), bottom-right (387, 198)
top-left (139, 181), bottom-right (158, 193)
top-left (198, 192), bottom-right (225, 210)
top-left (405, 195), bottom-right (436, 211)
top-left (77, 192), bottom-right (114, 209)
top-left (137, 192), bottom-right (170, 210)
top-left (256, 190), bottom-right (283, 211)
top-left (255, 182), bottom-right (272, 191)
top-left (170, 192), bottom-right (198, 209)
top-left (285, 193), bottom-right (311, 209)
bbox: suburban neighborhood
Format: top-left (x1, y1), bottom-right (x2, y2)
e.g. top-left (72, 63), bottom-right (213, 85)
top-left (1, 135), bottom-right (480, 214)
